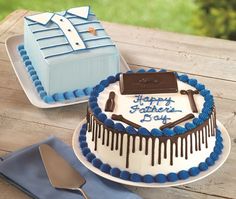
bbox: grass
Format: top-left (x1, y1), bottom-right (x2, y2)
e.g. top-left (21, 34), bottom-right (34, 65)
top-left (0, 0), bottom-right (198, 35)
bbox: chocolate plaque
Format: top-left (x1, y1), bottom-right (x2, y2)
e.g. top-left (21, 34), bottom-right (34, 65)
top-left (119, 72), bottom-right (178, 95)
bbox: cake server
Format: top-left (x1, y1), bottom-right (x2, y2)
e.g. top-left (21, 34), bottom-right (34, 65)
top-left (39, 144), bottom-right (89, 199)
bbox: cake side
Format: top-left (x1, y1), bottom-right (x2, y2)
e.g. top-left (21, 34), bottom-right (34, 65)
top-left (24, 20), bottom-right (50, 93)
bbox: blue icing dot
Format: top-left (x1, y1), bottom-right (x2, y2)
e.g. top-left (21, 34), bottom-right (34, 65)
top-left (64, 91), bottom-right (75, 100)
top-left (29, 70), bottom-right (36, 76)
top-left (202, 107), bottom-right (212, 115)
top-left (147, 68), bottom-right (156, 73)
top-left (130, 173), bottom-right (142, 182)
top-left (18, 44), bottom-right (24, 51)
top-left (97, 113), bottom-right (107, 122)
top-left (143, 174), bottom-right (154, 183)
top-left (138, 127), bottom-right (150, 136)
top-left (89, 96), bottom-right (97, 103)
top-left (188, 78), bottom-right (198, 86)
top-left (115, 73), bottom-right (121, 81)
top-left (80, 129), bottom-right (86, 135)
top-left (189, 167), bottom-right (200, 176)
top-left (43, 96), bottom-right (55, 104)
top-left (114, 123), bottom-right (126, 132)
top-left (82, 147), bottom-right (90, 156)
top-left (206, 157), bottom-right (215, 166)
top-left (151, 128), bottom-right (163, 137)
top-left (20, 50), bottom-right (27, 56)
top-left (100, 164), bottom-right (111, 174)
top-left (86, 153), bottom-right (96, 162)
top-left (198, 162), bottom-right (208, 171)
top-left (199, 113), bottom-right (209, 121)
top-left (89, 102), bottom-right (98, 109)
top-left (167, 173), bottom-right (178, 182)
top-left (53, 93), bottom-right (65, 101)
top-left (178, 74), bottom-right (189, 82)
top-left (107, 76), bottom-right (116, 83)
top-left (31, 75), bottom-right (39, 81)
top-left (94, 84), bottom-right (104, 93)
top-left (200, 89), bottom-right (210, 96)
top-left (216, 129), bottom-right (221, 136)
top-left (137, 69), bottom-right (146, 73)
top-left (36, 85), bottom-right (44, 92)
top-left (84, 87), bottom-right (93, 95)
top-left (79, 135), bottom-right (86, 142)
top-left (196, 83), bottom-right (205, 91)
top-left (120, 171), bottom-right (130, 180)
top-left (210, 152), bottom-right (219, 161)
top-left (193, 118), bottom-right (203, 125)
top-left (163, 128), bottom-right (175, 136)
top-left (159, 69), bottom-right (167, 72)
top-left (27, 65), bottom-right (34, 71)
top-left (126, 70), bottom-right (133, 74)
top-left (100, 79), bottom-right (109, 87)
top-left (205, 94), bottom-right (213, 101)
top-left (34, 80), bottom-right (41, 87)
top-left (39, 91), bottom-right (47, 99)
top-left (82, 123), bottom-right (87, 129)
top-left (22, 55), bottom-right (29, 62)
top-left (24, 60), bottom-right (32, 66)
top-left (91, 90), bottom-right (99, 97)
top-left (74, 89), bottom-right (85, 97)
top-left (80, 141), bottom-right (88, 149)
top-left (173, 126), bottom-right (186, 134)
top-left (155, 174), bottom-right (167, 183)
top-left (126, 126), bottom-right (137, 135)
top-left (185, 122), bottom-right (196, 130)
top-left (110, 168), bottom-right (121, 177)
top-left (104, 119), bottom-right (114, 128)
top-left (92, 107), bottom-right (102, 116)
top-left (92, 158), bottom-right (102, 168)
top-left (178, 170), bottom-right (189, 180)
top-left (214, 146), bottom-right (222, 155)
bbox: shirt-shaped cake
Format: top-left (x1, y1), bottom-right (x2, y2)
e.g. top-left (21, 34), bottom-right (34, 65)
top-left (22, 6), bottom-right (120, 103)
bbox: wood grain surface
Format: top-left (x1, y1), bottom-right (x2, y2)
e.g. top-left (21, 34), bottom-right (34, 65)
top-left (0, 10), bottom-right (235, 199)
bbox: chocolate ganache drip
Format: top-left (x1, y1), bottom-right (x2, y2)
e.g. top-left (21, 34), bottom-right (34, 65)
top-left (87, 108), bottom-right (216, 168)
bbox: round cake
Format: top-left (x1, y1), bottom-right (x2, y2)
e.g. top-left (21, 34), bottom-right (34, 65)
top-left (79, 68), bottom-right (223, 183)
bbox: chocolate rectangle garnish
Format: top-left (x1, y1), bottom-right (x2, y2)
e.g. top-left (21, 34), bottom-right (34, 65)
top-left (119, 72), bottom-right (178, 94)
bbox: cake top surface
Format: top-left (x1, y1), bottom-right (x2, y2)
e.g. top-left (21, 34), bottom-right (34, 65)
top-left (97, 79), bottom-right (204, 131)
top-left (88, 69), bottom-right (214, 137)
top-left (24, 6), bottom-right (118, 63)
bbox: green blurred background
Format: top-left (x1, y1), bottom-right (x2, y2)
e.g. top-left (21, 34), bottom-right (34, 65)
top-left (0, 0), bottom-right (235, 40)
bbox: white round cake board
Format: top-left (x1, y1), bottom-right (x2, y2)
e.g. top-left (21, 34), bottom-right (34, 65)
top-left (5, 35), bottom-right (130, 109)
top-left (72, 119), bottom-right (231, 188)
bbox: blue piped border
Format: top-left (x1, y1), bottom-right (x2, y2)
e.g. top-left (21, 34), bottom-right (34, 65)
top-left (88, 68), bottom-right (215, 136)
top-left (79, 123), bottom-right (223, 183)
top-left (17, 44), bottom-right (93, 104)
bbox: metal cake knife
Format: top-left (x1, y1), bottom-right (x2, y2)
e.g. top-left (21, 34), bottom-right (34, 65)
top-left (39, 144), bottom-right (89, 199)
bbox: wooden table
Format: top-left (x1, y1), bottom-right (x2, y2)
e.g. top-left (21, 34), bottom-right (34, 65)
top-left (0, 10), bottom-right (235, 199)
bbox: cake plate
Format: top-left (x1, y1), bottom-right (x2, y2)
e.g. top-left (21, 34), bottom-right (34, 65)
top-left (5, 35), bottom-right (130, 109)
top-left (72, 119), bottom-right (231, 188)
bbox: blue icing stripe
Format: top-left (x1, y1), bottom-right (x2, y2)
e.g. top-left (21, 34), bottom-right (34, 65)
top-left (79, 123), bottom-right (223, 184)
top-left (18, 44), bottom-right (92, 104)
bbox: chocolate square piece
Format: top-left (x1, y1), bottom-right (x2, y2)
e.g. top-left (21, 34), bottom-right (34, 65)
top-left (119, 72), bottom-right (178, 94)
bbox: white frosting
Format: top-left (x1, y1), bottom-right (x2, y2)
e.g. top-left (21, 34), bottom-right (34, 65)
top-left (97, 80), bottom-right (205, 130)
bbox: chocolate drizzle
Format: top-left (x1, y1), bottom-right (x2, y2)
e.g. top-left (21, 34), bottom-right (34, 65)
top-left (87, 107), bottom-right (216, 168)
